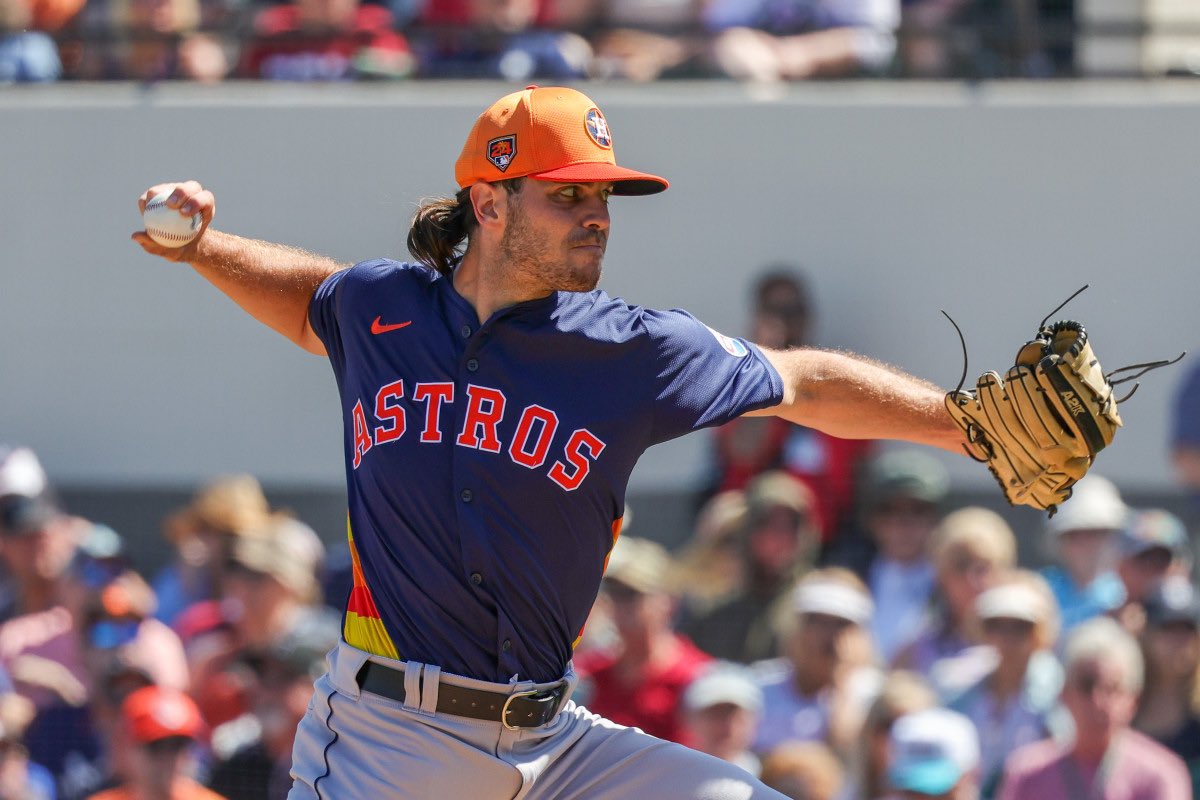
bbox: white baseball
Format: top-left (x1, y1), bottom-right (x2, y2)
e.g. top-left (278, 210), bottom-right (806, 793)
top-left (143, 189), bottom-right (203, 248)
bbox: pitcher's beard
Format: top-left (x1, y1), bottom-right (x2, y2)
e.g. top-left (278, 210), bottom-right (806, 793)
top-left (501, 220), bottom-right (605, 293)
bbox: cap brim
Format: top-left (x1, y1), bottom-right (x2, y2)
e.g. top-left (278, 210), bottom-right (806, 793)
top-left (531, 163), bottom-right (669, 195)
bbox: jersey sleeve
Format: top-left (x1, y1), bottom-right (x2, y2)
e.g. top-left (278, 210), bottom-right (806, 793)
top-left (308, 259), bottom-right (403, 367)
top-left (642, 307), bottom-right (784, 446)
top-left (307, 263), bottom-right (358, 365)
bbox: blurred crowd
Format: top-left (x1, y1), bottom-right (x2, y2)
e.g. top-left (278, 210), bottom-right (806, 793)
top-left (0, 0), bottom-right (1081, 84)
top-left (2, 267), bottom-right (1200, 800)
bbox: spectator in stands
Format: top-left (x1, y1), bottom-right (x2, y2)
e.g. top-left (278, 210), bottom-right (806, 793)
top-left (0, 691), bottom-right (57, 800)
top-left (680, 662), bottom-right (764, 777)
top-left (673, 491), bottom-right (750, 617)
top-left (60, 529), bottom-right (190, 800)
top-left (842, 670), bottom-right (937, 800)
top-left (1133, 577), bottom-right (1200, 795)
top-left (153, 475), bottom-right (272, 628)
top-left (0, 448), bottom-right (55, 622)
top-left (888, 708), bottom-right (980, 800)
top-left (893, 507), bottom-right (1015, 696)
top-left (0, 0), bottom-right (62, 81)
top-left (240, 0), bottom-right (412, 80)
top-left (207, 608), bottom-right (340, 800)
top-left (1038, 474), bottom-right (1127, 634)
top-left (551, 0), bottom-right (708, 81)
top-left (175, 600), bottom-right (248, 732)
top-left (706, 269), bottom-right (873, 543)
top-left (703, 0), bottom-right (899, 81)
top-left (899, 0), bottom-right (1060, 78)
top-left (1171, 361), bottom-right (1200, 527)
top-left (834, 449), bottom-right (948, 664)
top-left (96, 0), bottom-right (227, 80)
top-left (1114, 509), bottom-right (1191, 633)
top-left (946, 570), bottom-right (1065, 799)
top-left (998, 617), bottom-right (1190, 800)
top-left (758, 741), bottom-right (843, 800)
top-left (683, 472), bottom-right (821, 664)
top-left (220, 514), bottom-right (325, 652)
top-left (0, 500), bottom-right (89, 713)
top-left (88, 685), bottom-right (224, 800)
top-left (411, 0), bottom-right (590, 80)
top-left (753, 568), bottom-right (878, 759)
top-left (575, 536), bottom-right (711, 744)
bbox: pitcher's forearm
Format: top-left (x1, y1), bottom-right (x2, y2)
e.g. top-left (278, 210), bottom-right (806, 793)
top-left (756, 348), bottom-right (966, 454)
top-left (187, 229), bottom-right (346, 354)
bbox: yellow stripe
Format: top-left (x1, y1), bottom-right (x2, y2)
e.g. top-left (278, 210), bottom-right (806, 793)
top-left (342, 515), bottom-right (400, 659)
top-left (344, 610), bottom-right (400, 660)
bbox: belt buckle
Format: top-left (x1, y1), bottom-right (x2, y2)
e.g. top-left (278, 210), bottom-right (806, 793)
top-left (500, 684), bottom-right (564, 731)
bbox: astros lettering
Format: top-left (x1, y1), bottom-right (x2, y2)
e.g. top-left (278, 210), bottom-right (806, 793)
top-left (349, 378), bottom-right (606, 491)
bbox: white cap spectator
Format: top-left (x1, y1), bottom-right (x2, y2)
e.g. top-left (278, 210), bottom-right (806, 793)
top-left (792, 578), bottom-right (873, 626)
top-left (683, 663), bottom-right (763, 714)
top-left (975, 583), bottom-right (1049, 624)
top-left (0, 447), bottom-right (48, 499)
top-left (888, 708), bottom-right (980, 797)
top-left (1046, 474), bottom-right (1128, 536)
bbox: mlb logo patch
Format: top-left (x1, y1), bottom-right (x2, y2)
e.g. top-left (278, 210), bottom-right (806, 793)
top-left (487, 135), bottom-right (517, 172)
top-left (705, 325), bottom-right (749, 358)
top-left (584, 108), bottom-right (612, 149)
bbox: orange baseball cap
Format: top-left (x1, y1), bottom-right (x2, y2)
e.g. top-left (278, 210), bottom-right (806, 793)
top-left (122, 685), bottom-right (205, 744)
top-left (455, 86), bottom-right (669, 196)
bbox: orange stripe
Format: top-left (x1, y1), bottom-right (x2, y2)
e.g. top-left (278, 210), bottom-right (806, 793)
top-left (572, 514), bottom-right (624, 650)
top-left (342, 517), bottom-right (399, 659)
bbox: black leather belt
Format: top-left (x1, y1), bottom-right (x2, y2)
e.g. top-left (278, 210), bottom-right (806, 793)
top-left (356, 661), bottom-right (568, 730)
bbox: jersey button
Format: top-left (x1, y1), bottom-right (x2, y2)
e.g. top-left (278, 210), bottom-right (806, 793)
top-left (460, 325), bottom-right (472, 338)
top-left (460, 489), bottom-right (473, 502)
top-left (470, 572), bottom-right (482, 586)
top-left (466, 358), bottom-right (479, 372)
top-left (502, 639), bottom-right (512, 652)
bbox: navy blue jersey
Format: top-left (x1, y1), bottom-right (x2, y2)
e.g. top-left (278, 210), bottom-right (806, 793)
top-left (309, 259), bottom-right (783, 683)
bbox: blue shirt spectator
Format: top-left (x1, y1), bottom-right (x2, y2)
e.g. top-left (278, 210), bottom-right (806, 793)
top-left (0, 32), bottom-right (61, 82)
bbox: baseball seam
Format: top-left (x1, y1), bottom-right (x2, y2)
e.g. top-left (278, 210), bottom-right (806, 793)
top-left (145, 200), bottom-right (200, 243)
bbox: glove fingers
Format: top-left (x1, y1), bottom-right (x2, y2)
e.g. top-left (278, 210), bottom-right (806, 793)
top-left (977, 373), bottom-right (1041, 466)
top-left (1006, 366), bottom-right (1063, 451)
top-left (975, 373), bottom-right (1048, 502)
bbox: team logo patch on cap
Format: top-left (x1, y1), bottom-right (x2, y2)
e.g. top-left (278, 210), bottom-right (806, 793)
top-left (584, 108), bottom-right (612, 149)
top-left (487, 135), bottom-right (517, 172)
top-left (705, 325), bottom-right (749, 358)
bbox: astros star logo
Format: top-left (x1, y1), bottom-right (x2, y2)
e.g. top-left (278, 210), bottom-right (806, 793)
top-left (584, 109), bottom-right (612, 149)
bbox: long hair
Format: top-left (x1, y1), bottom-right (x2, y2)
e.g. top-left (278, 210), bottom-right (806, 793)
top-left (407, 179), bottom-right (524, 277)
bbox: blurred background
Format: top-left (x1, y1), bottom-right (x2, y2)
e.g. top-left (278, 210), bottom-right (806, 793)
top-left (3, 11), bottom-right (1200, 798)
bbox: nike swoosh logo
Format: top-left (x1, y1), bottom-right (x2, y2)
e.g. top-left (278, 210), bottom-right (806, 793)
top-left (371, 317), bottom-right (413, 335)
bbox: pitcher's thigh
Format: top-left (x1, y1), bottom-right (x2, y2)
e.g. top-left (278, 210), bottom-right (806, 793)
top-left (530, 709), bottom-right (788, 800)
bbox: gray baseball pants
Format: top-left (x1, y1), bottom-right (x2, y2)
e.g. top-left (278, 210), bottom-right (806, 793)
top-left (287, 639), bottom-right (788, 800)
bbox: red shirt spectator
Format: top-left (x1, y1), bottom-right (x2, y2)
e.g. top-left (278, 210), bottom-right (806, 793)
top-left (574, 536), bottom-right (711, 743)
top-left (241, 2), bottom-right (411, 80)
top-left (575, 634), bottom-right (711, 744)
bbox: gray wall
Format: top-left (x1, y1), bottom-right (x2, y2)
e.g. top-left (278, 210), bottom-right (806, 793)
top-left (3, 82), bottom-right (1198, 520)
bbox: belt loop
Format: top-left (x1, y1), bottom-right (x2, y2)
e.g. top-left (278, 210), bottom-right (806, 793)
top-left (418, 665), bottom-right (440, 716)
top-left (332, 640), bottom-right (364, 699)
top-left (403, 661), bottom-right (423, 712)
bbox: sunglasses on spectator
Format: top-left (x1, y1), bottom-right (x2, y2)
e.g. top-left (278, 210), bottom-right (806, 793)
top-left (1131, 548), bottom-right (1173, 571)
top-left (873, 500), bottom-right (936, 517)
top-left (946, 554), bottom-right (995, 575)
top-left (982, 617), bottom-right (1036, 637)
top-left (144, 736), bottom-right (193, 756)
top-left (1069, 671), bottom-right (1125, 697)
